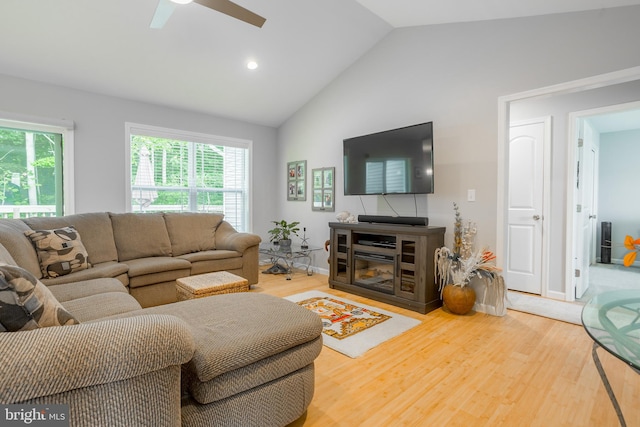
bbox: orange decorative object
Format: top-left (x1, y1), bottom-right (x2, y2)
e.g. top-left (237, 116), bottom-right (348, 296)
top-left (623, 235), bottom-right (640, 267)
top-left (442, 284), bottom-right (476, 315)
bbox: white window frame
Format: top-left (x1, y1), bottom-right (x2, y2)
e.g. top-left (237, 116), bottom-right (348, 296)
top-left (0, 111), bottom-right (75, 215)
top-left (124, 122), bottom-right (253, 231)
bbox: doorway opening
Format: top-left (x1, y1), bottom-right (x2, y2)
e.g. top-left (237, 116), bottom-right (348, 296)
top-left (497, 66), bottom-right (640, 303)
top-left (570, 102), bottom-right (640, 302)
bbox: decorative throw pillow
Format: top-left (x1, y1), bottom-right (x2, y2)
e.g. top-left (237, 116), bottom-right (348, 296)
top-left (24, 226), bottom-right (91, 278)
top-left (0, 264), bottom-right (79, 332)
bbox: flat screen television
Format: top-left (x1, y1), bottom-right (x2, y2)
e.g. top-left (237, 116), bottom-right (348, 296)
top-left (343, 122), bottom-right (434, 195)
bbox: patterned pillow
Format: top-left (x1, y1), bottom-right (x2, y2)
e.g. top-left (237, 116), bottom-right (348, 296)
top-left (24, 226), bottom-right (91, 278)
top-left (0, 264), bottom-right (79, 332)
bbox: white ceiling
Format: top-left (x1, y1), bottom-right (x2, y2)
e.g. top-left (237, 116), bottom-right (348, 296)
top-left (2, 0), bottom-right (640, 127)
top-left (355, 0), bottom-right (640, 27)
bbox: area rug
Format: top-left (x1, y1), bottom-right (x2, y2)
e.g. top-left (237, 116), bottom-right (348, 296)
top-left (285, 290), bottom-right (421, 358)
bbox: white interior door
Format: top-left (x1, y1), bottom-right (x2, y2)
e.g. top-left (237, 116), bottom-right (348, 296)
top-left (574, 121), bottom-right (599, 298)
top-left (506, 119), bottom-right (548, 294)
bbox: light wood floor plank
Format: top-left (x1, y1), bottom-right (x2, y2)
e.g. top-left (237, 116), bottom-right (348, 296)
top-left (255, 267), bottom-right (639, 426)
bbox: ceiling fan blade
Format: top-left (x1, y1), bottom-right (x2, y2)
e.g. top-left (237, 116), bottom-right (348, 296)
top-left (193, 0), bottom-right (266, 28)
top-left (150, 0), bottom-right (177, 29)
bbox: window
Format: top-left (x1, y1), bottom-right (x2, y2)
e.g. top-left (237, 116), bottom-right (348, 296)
top-left (365, 159), bottom-right (408, 194)
top-left (126, 123), bottom-right (251, 232)
top-left (0, 117), bottom-right (73, 218)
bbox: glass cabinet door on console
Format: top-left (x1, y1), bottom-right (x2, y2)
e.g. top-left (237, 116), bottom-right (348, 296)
top-left (395, 235), bottom-right (421, 301)
top-left (330, 228), bottom-right (351, 284)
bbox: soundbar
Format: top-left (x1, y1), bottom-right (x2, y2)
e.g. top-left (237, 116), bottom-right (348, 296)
top-left (357, 215), bottom-right (429, 226)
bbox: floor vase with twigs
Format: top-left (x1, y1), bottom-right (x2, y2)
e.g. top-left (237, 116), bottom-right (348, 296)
top-left (442, 284), bottom-right (476, 315)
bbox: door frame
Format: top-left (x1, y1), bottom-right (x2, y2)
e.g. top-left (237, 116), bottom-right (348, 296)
top-left (567, 99), bottom-right (640, 299)
top-left (497, 65), bottom-right (640, 301)
top-left (570, 117), bottom-right (599, 299)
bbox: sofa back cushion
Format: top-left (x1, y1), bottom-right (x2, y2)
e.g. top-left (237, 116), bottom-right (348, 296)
top-left (0, 264), bottom-right (79, 332)
top-left (0, 244), bottom-right (17, 265)
top-left (164, 212), bottom-right (224, 256)
top-left (22, 213), bottom-right (119, 264)
top-left (24, 226), bottom-right (91, 278)
top-left (109, 213), bottom-right (172, 261)
top-left (0, 219), bottom-right (41, 278)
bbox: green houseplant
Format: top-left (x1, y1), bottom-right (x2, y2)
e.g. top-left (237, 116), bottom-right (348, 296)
top-left (268, 220), bottom-right (300, 248)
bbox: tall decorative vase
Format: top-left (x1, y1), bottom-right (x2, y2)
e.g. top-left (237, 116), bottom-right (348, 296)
top-left (442, 284), bottom-right (476, 315)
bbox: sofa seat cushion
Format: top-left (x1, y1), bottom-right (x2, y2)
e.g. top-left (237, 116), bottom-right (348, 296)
top-left (111, 293), bottom-right (323, 403)
top-left (124, 257), bottom-right (191, 288)
top-left (110, 212), bottom-right (172, 261)
top-left (177, 249), bottom-right (241, 263)
top-left (177, 250), bottom-right (243, 276)
top-left (0, 264), bottom-right (79, 331)
top-left (48, 278), bottom-right (128, 303)
top-left (63, 292), bottom-right (143, 322)
top-left (39, 261), bottom-right (129, 286)
top-left (164, 212), bottom-right (224, 256)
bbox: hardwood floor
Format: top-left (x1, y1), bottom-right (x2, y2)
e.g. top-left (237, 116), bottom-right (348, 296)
top-left (255, 266), bottom-right (640, 426)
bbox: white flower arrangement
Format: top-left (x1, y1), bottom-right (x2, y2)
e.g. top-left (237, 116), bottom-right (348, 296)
top-left (435, 203), bottom-right (507, 314)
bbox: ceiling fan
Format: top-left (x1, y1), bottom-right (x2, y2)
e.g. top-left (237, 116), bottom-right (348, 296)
top-left (150, 0), bottom-right (266, 29)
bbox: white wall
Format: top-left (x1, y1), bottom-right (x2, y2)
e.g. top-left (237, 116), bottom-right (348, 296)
top-left (0, 74), bottom-right (278, 235)
top-left (277, 6), bottom-right (640, 281)
top-left (598, 129), bottom-right (640, 262)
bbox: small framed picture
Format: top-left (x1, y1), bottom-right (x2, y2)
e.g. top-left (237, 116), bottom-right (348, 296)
top-left (313, 169), bottom-right (323, 189)
top-left (323, 191), bottom-right (333, 209)
top-left (287, 160), bottom-right (306, 201)
top-left (311, 167), bottom-right (335, 211)
top-left (313, 189), bottom-right (323, 208)
top-left (324, 168), bottom-right (333, 189)
top-left (296, 180), bottom-right (305, 198)
top-left (296, 161), bottom-right (305, 178)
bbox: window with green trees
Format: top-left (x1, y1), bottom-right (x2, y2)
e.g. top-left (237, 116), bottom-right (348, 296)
top-left (0, 123), bottom-right (63, 217)
top-left (128, 124), bottom-right (250, 232)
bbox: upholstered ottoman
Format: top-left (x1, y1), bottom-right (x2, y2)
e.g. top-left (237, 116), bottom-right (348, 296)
top-left (107, 292), bottom-right (323, 427)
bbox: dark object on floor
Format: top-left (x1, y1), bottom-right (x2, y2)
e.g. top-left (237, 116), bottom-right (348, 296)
top-left (263, 263), bottom-right (289, 274)
top-left (601, 221), bottom-right (612, 264)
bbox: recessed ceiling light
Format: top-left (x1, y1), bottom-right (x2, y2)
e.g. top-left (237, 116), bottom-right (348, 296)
top-left (247, 61), bottom-right (258, 70)
top-left (170, 0), bottom-right (192, 4)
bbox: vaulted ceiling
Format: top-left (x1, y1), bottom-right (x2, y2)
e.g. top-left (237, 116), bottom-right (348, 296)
top-left (1, 0), bottom-right (639, 127)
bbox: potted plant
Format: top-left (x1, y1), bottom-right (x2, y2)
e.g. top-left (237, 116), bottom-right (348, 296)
top-left (268, 220), bottom-right (300, 248)
top-left (434, 203), bottom-right (505, 315)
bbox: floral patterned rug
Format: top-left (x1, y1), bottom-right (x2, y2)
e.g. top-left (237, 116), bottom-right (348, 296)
top-left (285, 290), bottom-right (421, 358)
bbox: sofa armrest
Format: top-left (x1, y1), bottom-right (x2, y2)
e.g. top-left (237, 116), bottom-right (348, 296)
top-left (215, 221), bottom-right (261, 253)
top-left (0, 314), bottom-right (195, 403)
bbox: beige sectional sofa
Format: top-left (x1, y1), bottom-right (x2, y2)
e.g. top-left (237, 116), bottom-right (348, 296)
top-left (0, 211), bottom-right (261, 307)
top-left (0, 212), bottom-right (324, 426)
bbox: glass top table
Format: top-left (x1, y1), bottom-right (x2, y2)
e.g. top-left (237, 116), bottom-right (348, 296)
top-left (582, 290), bottom-right (640, 426)
top-left (258, 242), bottom-right (322, 280)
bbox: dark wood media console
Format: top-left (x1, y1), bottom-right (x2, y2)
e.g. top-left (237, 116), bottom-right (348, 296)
top-left (328, 222), bottom-right (445, 314)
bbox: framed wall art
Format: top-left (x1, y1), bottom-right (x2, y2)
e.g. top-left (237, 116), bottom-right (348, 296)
top-left (312, 167), bottom-right (335, 212)
top-left (287, 160), bottom-right (306, 201)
